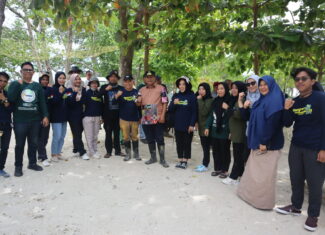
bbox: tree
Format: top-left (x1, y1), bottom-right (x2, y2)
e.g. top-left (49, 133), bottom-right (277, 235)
top-left (0, 0), bottom-right (6, 40)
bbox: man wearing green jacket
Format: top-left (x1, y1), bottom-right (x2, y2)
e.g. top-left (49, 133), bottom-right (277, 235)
top-left (8, 62), bottom-right (49, 177)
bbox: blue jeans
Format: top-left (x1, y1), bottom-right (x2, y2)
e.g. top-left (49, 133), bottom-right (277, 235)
top-left (14, 121), bottom-right (40, 167)
top-left (51, 122), bottom-right (67, 155)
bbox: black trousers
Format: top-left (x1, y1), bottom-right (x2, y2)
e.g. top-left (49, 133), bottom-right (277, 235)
top-left (175, 130), bottom-right (193, 159)
top-left (14, 121), bottom-right (40, 167)
top-left (211, 138), bottom-right (231, 172)
top-left (289, 144), bottom-right (325, 217)
top-left (200, 136), bottom-right (211, 167)
top-left (69, 120), bottom-right (86, 156)
top-left (104, 117), bottom-right (121, 154)
top-left (142, 124), bottom-right (164, 146)
top-left (37, 124), bottom-right (50, 161)
top-left (229, 143), bottom-right (245, 180)
top-left (0, 123), bottom-right (12, 170)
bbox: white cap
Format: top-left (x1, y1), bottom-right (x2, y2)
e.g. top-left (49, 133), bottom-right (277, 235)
top-left (246, 74), bottom-right (260, 82)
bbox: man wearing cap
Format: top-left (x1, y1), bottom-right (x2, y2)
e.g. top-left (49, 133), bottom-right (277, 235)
top-left (137, 71), bottom-right (169, 168)
top-left (115, 75), bottom-right (141, 161)
top-left (99, 70), bottom-right (125, 158)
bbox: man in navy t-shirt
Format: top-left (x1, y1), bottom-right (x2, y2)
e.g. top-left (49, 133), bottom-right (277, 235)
top-left (115, 75), bottom-right (141, 161)
top-left (275, 67), bottom-right (325, 232)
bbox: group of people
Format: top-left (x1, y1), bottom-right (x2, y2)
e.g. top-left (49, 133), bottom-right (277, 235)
top-left (0, 62), bottom-right (324, 232)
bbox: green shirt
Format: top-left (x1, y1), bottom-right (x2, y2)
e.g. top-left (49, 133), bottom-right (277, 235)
top-left (228, 102), bottom-right (246, 143)
top-left (8, 81), bottom-right (49, 123)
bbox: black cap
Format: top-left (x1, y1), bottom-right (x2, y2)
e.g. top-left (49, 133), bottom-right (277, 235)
top-left (123, 75), bottom-right (134, 81)
top-left (106, 70), bottom-right (120, 80)
top-left (68, 66), bottom-right (83, 75)
top-left (143, 70), bottom-right (156, 78)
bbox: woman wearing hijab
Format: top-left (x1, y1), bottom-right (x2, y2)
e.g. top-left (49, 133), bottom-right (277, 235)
top-left (66, 74), bottom-right (89, 160)
top-left (204, 82), bottom-right (231, 178)
top-left (245, 74), bottom-right (260, 106)
top-left (168, 76), bottom-right (197, 169)
top-left (195, 82), bottom-right (214, 172)
top-left (50, 72), bottom-right (69, 162)
top-left (222, 81), bottom-right (247, 185)
top-left (237, 75), bottom-right (284, 210)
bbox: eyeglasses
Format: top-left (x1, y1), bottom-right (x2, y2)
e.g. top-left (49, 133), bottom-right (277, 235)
top-left (246, 81), bottom-right (256, 87)
top-left (294, 76), bottom-right (309, 82)
top-left (22, 69), bottom-right (34, 72)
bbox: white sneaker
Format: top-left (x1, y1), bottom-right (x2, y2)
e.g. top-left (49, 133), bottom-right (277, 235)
top-left (41, 159), bottom-right (51, 167)
top-left (222, 177), bottom-right (239, 185)
top-left (81, 153), bottom-right (90, 160)
top-left (72, 152), bottom-right (80, 158)
top-left (92, 153), bottom-right (100, 159)
top-left (51, 156), bottom-right (59, 162)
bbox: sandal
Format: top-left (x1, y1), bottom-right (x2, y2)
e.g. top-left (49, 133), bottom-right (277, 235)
top-left (211, 171), bottom-right (222, 176)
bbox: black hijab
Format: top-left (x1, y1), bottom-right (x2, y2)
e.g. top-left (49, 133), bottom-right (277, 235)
top-left (229, 81), bottom-right (247, 108)
top-left (196, 82), bottom-right (212, 100)
top-left (213, 82), bottom-right (230, 132)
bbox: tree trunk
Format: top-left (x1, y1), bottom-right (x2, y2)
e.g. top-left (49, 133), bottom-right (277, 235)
top-left (143, 10), bottom-right (150, 72)
top-left (252, 0), bottom-right (259, 75)
top-left (65, 26), bottom-right (73, 76)
top-left (0, 0), bottom-right (6, 41)
top-left (317, 56), bottom-right (325, 83)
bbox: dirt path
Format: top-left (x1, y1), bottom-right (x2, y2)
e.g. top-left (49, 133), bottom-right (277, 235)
top-left (0, 129), bottom-right (324, 235)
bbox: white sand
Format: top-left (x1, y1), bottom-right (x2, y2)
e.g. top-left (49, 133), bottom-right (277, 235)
top-left (0, 129), bottom-right (324, 235)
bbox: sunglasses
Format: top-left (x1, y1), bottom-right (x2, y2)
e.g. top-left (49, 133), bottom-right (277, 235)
top-left (246, 81), bottom-right (256, 87)
top-left (294, 76), bottom-right (309, 82)
top-left (22, 69), bottom-right (34, 72)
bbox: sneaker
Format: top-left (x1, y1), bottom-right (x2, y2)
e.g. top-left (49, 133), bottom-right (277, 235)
top-left (195, 165), bottom-right (208, 172)
top-left (72, 152), bottom-right (80, 158)
top-left (93, 153), bottom-right (100, 159)
top-left (275, 205), bottom-right (301, 216)
top-left (179, 162), bottom-right (187, 169)
top-left (27, 164), bottom-right (43, 171)
top-left (304, 216), bottom-right (318, 232)
top-left (14, 167), bottom-right (23, 177)
top-left (58, 155), bottom-right (68, 161)
top-left (51, 156), bottom-right (59, 162)
top-left (41, 160), bottom-right (51, 167)
top-left (175, 162), bottom-right (183, 168)
top-left (115, 152), bottom-right (126, 157)
top-left (81, 153), bottom-right (90, 160)
top-left (222, 177), bottom-right (239, 185)
top-left (104, 153), bottom-right (111, 158)
top-left (0, 170), bottom-right (10, 178)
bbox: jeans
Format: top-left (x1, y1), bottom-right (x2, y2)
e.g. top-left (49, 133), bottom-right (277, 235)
top-left (14, 121), bottom-right (40, 167)
top-left (104, 117), bottom-right (121, 154)
top-left (142, 124), bottom-right (164, 145)
top-left (175, 130), bottom-right (193, 159)
top-left (37, 124), bottom-right (50, 161)
top-left (0, 122), bottom-right (12, 170)
top-left (69, 119), bottom-right (86, 156)
top-left (51, 122), bottom-right (67, 155)
top-left (289, 144), bottom-right (325, 217)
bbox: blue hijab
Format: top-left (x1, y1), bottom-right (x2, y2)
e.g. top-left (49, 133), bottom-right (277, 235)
top-left (247, 76), bottom-right (284, 149)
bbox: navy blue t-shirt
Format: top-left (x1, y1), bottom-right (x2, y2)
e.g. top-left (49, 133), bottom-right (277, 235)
top-left (283, 91), bottom-right (325, 151)
top-left (118, 88), bottom-right (140, 122)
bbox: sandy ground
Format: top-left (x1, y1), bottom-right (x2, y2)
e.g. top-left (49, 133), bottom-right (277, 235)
top-left (0, 128), bottom-right (324, 235)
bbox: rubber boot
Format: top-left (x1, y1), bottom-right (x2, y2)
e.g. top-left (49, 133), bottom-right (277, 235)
top-left (132, 141), bottom-right (141, 161)
top-left (123, 141), bottom-right (131, 161)
top-left (145, 143), bottom-right (157, 164)
top-left (157, 144), bottom-right (169, 168)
